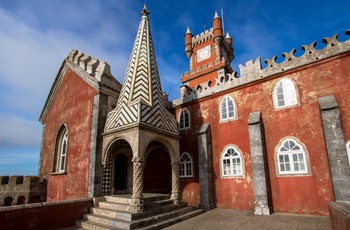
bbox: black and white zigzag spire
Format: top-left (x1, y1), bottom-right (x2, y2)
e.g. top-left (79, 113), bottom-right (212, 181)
top-left (104, 5), bottom-right (178, 135)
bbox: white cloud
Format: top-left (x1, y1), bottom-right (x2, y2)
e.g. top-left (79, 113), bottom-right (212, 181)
top-left (0, 112), bottom-right (42, 148)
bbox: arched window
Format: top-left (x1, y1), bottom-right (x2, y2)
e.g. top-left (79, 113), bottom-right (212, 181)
top-left (179, 108), bottom-right (190, 130)
top-left (273, 78), bottom-right (299, 109)
top-left (220, 95), bottom-right (237, 121)
top-left (221, 146), bottom-right (243, 177)
top-left (180, 152), bottom-right (194, 178)
top-left (53, 125), bottom-right (68, 173)
top-left (276, 138), bottom-right (309, 175)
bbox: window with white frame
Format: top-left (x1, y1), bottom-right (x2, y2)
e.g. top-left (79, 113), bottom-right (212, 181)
top-left (346, 140), bottom-right (350, 166)
top-left (180, 152), bottom-right (194, 178)
top-left (276, 138), bottom-right (308, 175)
top-left (221, 146), bottom-right (243, 177)
top-left (220, 95), bottom-right (236, 121)
top-left (273, 78), bottom-right (298, 109)
top-left (53, 126), bottom-right (68, 173)
top-left (179, 108), bottom-right (190, 130)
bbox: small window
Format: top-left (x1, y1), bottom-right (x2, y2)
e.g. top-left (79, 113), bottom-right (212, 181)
top-left (273, 78), bottom-right (298, 109)
top-left (53, 125), bottom-right (68, 173)
top-left (179, 108), bottom-right (190, 130)
top-left (276, 138), bottom-right (309, 176)
top-left (221, 146), bottom-right (243, 177)
top-left (220, 95), bottom-right (237, 121)
top-left (180, 152), bottom-right (194, 178)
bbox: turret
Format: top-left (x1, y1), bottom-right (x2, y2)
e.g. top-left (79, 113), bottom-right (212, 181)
top-left (225, 32), bottom-right (235, 62)
top-left (212, 11), bottom-right (223, 44)
top-left (184, 27), bottom-right (193, 59)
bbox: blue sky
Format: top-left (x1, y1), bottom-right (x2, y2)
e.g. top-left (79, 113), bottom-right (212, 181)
top-left (0, 0), bottom-right (349, 175)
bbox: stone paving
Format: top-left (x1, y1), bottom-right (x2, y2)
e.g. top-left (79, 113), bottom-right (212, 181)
top-left (164, 208), bottom-right (331, 230)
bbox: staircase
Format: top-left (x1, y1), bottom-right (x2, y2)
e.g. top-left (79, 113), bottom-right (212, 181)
top-left (65, 193), bottom-right (204, 230)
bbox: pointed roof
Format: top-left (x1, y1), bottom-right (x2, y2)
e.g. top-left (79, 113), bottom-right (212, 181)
top-left (104, 5), bottom-right (178, 135)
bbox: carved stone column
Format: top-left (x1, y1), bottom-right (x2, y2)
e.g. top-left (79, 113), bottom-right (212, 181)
top-left (170, 161), bottom-right (181, 204)
top-left (131, 157), bottom-right (144, 213)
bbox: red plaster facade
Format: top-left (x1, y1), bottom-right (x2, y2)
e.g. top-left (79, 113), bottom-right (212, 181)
top-left (175, 15), bottom-right (350, 215)
top-left (39, 68), bottom-right (97, 201)
top-left (35, 10), bottom-right (350, 218)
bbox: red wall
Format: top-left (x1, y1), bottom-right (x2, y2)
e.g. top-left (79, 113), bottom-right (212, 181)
top-left (39, 68), bottom-right (98, 201)
top-left (0, 198), bottom-right (92, 230)
top-left (175, 53), bottom-right (350, 215)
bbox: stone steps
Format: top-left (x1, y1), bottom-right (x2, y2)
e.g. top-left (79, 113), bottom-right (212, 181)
top-left (65, 193), bottom-right (204, 230)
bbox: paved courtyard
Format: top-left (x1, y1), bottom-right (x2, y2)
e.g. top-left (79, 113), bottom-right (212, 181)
top-left (164, 208), bottom-right (331, 230)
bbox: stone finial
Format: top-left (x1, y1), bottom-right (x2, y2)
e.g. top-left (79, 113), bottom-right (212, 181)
top-left (141, 4), bottom-right (150, 16)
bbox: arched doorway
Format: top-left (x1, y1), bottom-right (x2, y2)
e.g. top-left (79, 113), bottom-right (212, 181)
top-left (144, 141), bottom-right (172, 194)
top-left (105, 139), bottom-right (133, 195)
top-left (114, 154), bottom-right (128, 190)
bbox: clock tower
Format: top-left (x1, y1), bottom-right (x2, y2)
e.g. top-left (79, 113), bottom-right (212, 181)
top-left (182, 11), bottom-right (234, 88)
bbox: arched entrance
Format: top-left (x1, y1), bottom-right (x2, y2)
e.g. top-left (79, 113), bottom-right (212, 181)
top-left (144, 141), bottom-right (172, 194)
top-left (105, 139), bottom-right (133, 195)
top-left (114, 154), bottom-right (128, 190)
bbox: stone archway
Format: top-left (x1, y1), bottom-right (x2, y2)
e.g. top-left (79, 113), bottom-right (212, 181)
top-left (144, 141), bottom-right (172, 194)
top-left (102, 138), bottom-right (133, 195)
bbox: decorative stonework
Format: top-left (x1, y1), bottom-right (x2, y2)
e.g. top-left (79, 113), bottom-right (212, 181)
top-left (131, 157), bottom-right (145, 212)
top-left (170, 162), bottom-right (181, 204)
top-left (239, 30), bottom-right (350, 80)
top-left (104, 8), bottom-right (178, 136)
top-left (173, 29), bottom-right (350, 107)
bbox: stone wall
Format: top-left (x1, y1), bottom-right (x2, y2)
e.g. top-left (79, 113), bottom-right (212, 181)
top-left (0, 176), bottom-right (46, 206)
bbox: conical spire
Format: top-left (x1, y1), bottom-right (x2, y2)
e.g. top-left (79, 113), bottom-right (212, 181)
top-left (104, 5), bottom-right (178, 135)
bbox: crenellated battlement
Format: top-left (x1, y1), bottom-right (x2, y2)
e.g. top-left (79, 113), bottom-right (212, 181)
top-left (192, 28), bottom-right (213, 46)
top-left (0, 176), bottom-right (46, 206)
top-left (239, 30), bottom-right (350, 80)
top-left (67, 49), bottom-right (113, 81)
top-left (66, 49), bottom-right (121, 93)
top-left (173, 29), bottom-right (350, 106)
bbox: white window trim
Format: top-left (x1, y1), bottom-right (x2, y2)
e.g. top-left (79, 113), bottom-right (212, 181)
top-left (179, 108), bottom-right (190, 130)
top-left (346, 140), bottom-right (350, 166)
top-left (220, 95), bottom-right (237, 122)
top-left (273, 78), bottom-right (299, 110)
top-left (58, 130), bottom-right (68, 173)
top-left (52, 125), bottom-right (68, 174)
top-left (275, 137), bottom-right (311, 177)
top-left (180, 152), bottom-right (194, 178)
top-left (221, 145), bottom-right (244, 178)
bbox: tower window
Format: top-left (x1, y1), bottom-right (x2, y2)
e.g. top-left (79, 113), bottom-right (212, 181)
top-left (179, 108), bottom-right (190, 130)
